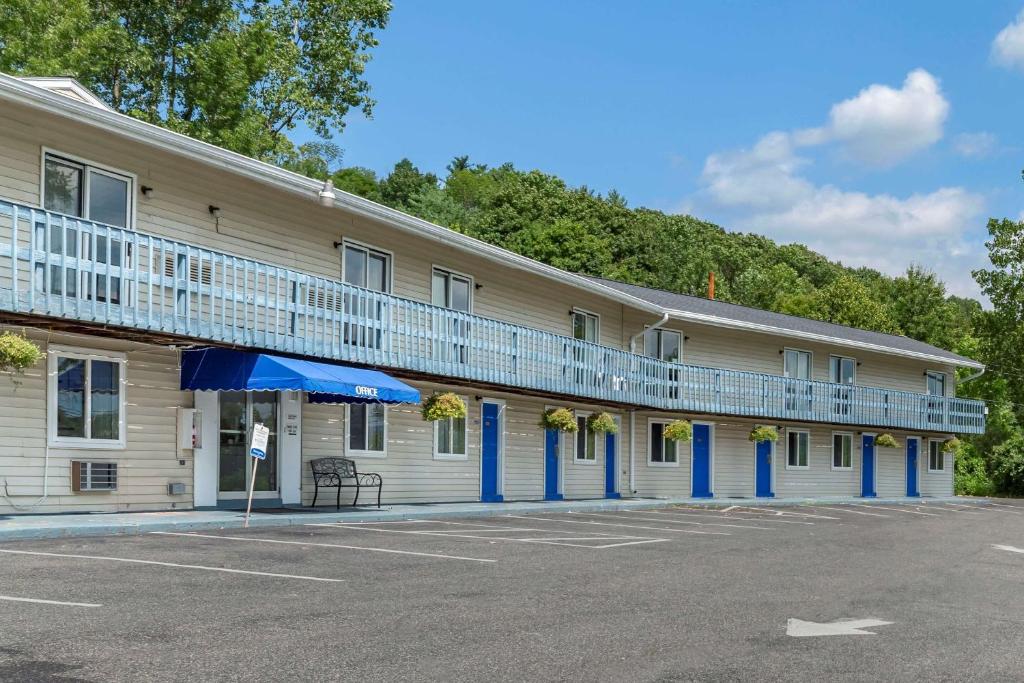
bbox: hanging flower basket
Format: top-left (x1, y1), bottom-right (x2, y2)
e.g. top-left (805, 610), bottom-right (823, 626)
top-left (748, 425), bottom-right (778, 443)
top-left (874, 433), bottom-right (899, 449)
top-left (420, 392), bottom-right (467, 422)
top-left (540, 407), bottom-right (578, 432)
top-left (0, 332), bottom-right (42, 374)
top-left (587, 412), bottom-right (618, 434)
top-left (664, 420), bottom-right (692, 442)
top-left (942, 437), bottom-right (962, 454)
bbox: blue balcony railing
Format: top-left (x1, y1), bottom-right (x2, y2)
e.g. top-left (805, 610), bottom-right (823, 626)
top-left (0, 199), bottom-right (985, 433)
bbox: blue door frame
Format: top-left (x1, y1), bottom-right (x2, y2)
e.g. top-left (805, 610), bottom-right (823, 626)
top-left (691, 423), bottom-right (713, 498)
top-left (861, 434), bottom-right (877, 497)
top-left (755, 439), bottom-right (774, 497)
top-left (480, 402), bottom-right (503, 502)
top-left (906, 438), bottom-right (920, 497)
top-left (544, 428), bottom-right (562, 501)
top-left (605, 430), bottom-right (620, 499)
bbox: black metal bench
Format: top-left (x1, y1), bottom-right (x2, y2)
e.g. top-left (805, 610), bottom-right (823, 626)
top-left (310, 457), bottom-right (383, 509)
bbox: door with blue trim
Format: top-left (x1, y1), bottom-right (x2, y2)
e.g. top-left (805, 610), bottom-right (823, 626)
top-left (544, 428), bottom-right (562, 500)
top-left (480, 402), bottom-right (503, 502)
top-left (605, 430), bottom-right (620, 498)
top-left (691, 423), bottom-right (713, 498)
top-left (755, 439), bottom-right (773, 497)
top-left (861, 435), bottom-right (877, 497)
top-left (906, 438), bottom-right (919, 497)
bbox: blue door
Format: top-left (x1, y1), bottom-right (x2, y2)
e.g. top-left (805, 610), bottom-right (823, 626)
top-left (691, 423), bottom-right (713, 498)
top-left (544, 428), bottom-right (562, 501)
top-left (605, 431), bottom-right (620, 499)
top-left (755, 439), bottom-right (774, 497)
top-left (480, 402), bottom-right (503, 502)
top-left (861, 435), bottom-right (877, 497)
top-left (906, 438), bottom-right (920, 497)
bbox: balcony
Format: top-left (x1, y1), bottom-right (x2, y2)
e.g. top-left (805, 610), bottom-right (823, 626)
top-left (0, 199), bottom-right (985, 434)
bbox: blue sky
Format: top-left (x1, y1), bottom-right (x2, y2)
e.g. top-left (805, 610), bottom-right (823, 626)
top-left (313, 1), bottom-right (1024, 300)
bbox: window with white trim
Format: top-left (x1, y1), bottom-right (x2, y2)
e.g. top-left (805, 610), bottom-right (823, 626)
top-left (832, 432), bottom-right (853, 470)
top-left (434, 404), bottom-right (467, 459)
top-left (571, 309), bottom-right (599, 343)
top-left (43, 153), bottom-right (133, 229)
top-left (648, 421), bottom-right (678, 465)
top-left (48, 348), bottom-right (126, 448)
top-left (786, 430), bottom-right (809, 469)
top-left (644, 329), bottom-right (682, 363)
top-left (574, 414), bottom-right (596, 462)
top-left (347, 403), bottom-right (386, 456)
top-left (928, 440), bottom-right (945, 472)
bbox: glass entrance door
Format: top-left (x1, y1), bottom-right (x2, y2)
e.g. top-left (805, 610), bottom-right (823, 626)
top-left (219, 391), bottom-right (279, 498)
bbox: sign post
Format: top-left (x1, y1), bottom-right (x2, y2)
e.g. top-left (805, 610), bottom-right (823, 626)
top-left (244, 423), bottom-right (270, 528)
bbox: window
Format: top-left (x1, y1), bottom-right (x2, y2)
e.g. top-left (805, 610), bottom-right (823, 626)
top-left (343, 242), bottom-right (391, 293)
top-left (48, 347), bottom-right (126, 448)
top-left (786, 430), bottom-right (810, 469)
top-left (830, 356), bottom-right (856, 416)
top-left (574, 414), bottom-right (597, 462)
top-left (832, 432), bottom-right (853, 470)
top-left (348, 403), bottom-right (386, 457)
top-left (39, 153), bottom-right (135, 306)
top-left (432, 267), bottom-right (473, 364)
top-left (926, 371), bottom-right (947, 425)
top-left (340, 241), bottom-right (391, 348)
top-left (643, 328), bottom-right (682, 399)
top-left (571, 309), bottom-right (599, 343)
top-left (648, 421), bottom-right (679, 466)
top-left (783, 349), bottom-right (812, 412)
top-left (928, 440), bottom-right (945, 472)
top-left (434, 403), bottom-right (467, 459)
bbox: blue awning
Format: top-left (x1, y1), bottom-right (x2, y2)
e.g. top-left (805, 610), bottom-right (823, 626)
top-left (180, 348), bottom-right (421, 405)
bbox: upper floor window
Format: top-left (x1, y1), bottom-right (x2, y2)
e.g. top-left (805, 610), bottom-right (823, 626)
top-left (928, 440), bottom-right (945, 472)
top-left (830, 356), bottom-right (856, 385)
top-left (571, 309), bottom-right (599, 343)
top-left (432, 267), bottom-right (472, 313)
top-left (48, 347), bottom-right (126, 449)
top-left (43, 153), bottom-right (133, 229)
top-left (783, 349), bottom-right (812, 380)
top-left (342, 241), bottom-right (391, 293)
top-left (644, 329), bottom-right (682, 363)
top-left (574, 414), bottom-right (596, 462)
top-left (926, 371), bottom-right (946, 397)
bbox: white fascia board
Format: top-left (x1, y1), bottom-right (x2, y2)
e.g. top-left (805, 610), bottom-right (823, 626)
top-left (0, 73), bottom-right (664, 317)
top-left (665, 309), bottom-right (984, 370)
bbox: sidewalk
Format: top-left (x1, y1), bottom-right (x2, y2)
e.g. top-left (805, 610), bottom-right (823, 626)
top-left (0, 495), bottom-right (982, 542)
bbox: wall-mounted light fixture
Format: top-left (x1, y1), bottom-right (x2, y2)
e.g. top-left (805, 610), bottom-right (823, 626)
top-left (140, 185), bottom-right (154, 199)
top-left (208, 205), bottom-right (221, 219)
top-left (318, 179), bottom-right (336, 208)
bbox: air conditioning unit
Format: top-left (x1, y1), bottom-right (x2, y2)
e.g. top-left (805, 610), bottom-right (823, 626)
top-left (167, 482), bottom-right (186, 496)
top-left (71, 461), bottom-right (118, 492)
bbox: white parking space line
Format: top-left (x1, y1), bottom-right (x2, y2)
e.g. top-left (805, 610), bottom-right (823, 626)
top-left (936, 503), bottom-right (986, 514)
top-left (655, 509), bottom-right (815, 525)
top-left (737, 506), bottom-right (839, 520)
top-left (0, 595), bottom-right (101, 608)
top-left (151, 531), bottom-right (496, 564)
top-left (0, 548), bottom-right (345, 583)
top-left (575, 511), bottom-right (773, 531)
top-left (506, 514), bottom-right (730, 536)
top-left (813, 506), bottom-right (891, 518)
top-left (310, 522), bottom-right (670, 548)
top-left (851, 505), bottom-right (937, 517)
top-left (984, 503), bottom-right (1023, 514)
top-left (994, 544), bottom-right (1024, 554)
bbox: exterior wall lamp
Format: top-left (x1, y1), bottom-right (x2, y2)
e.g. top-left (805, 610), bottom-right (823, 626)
top-left (318, 179), bottom-right (336, 208)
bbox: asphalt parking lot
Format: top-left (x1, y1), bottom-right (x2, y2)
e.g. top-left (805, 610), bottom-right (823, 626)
top-left (2, 500), bottom-right (1023, 682)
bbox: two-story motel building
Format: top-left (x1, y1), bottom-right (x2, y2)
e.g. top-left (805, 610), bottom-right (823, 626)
top-left (0, 75), bottom-right (986, 514)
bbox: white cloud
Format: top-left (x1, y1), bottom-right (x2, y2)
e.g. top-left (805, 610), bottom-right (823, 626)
top-left (952, 131), bottom-right (998, 158)
top-left (992, 10), bottom-right (1024, 70)
top-left (694, 70), bottom-right (987, 299)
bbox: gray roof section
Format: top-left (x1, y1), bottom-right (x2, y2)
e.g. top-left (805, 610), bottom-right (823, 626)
top-left (587, 277), bottom-right (981, 368)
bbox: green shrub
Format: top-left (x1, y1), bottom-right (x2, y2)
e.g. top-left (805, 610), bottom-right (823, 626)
top-left (942, 437), bottom-right (962, 454)
top-left (0, 333), bottom-right (42, 374)
top-left (954, 443), bottom-right (995, 496)
top-left (991, 434), bottom-right (1024, 497)
top-left (541, 407), bottom-right (578, 432)
top-left (587, 412), bottom-right (618, 434)
top-left (748, 425), bottom-right (778, 443)
top-left (664, 420), bottom-right (692, 442)
top-left (421, 392), bottom-right (466, 421)
top-left (875, 433), bottom-right (899, 449)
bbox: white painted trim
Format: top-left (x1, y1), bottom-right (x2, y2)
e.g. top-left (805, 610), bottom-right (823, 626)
top-left (479, 398), bottom-right (506, 498)
top-left (646, 418), bottom-right (681, 467)
top-left (691, 420), bottom-right (715, 496)
top-left (784, 428), bottom-right (810, 470)
top-left (432, 394), bottom-right (470, 461)
top-left (830, 431), bottom-right (855, 471)
top-left (40, 147), bottom-right (137, 231)
top-left (570, 307), bottom-right (601, 343)
top-left (572, 411), bottom-right (598, 464)
top-left (46, 345), bottom-right (127, 450)
top-left (344, 403), bottom-right (388, 459)
top-left (19, 77), bottom-right (112, 109)
top-left (927, 438), bottom-right (946, 473)
top-left (338, 238), bottom-right (395, 293)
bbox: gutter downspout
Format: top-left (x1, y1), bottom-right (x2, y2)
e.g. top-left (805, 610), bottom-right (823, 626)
top-left (958, 366), bottom-right (986, 385)
top-left (629, 410), bottom-right (636, 495)
top-left (630, 312), bottom-right (670, 353)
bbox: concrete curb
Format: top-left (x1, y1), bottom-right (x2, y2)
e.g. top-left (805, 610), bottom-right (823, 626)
top-left (0, 496), bottom-right (988, 542)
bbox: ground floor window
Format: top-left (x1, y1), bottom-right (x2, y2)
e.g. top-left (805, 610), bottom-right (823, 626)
top-left (832, 432), bottom-right (853, 470)
top-left (48, 347), bottom-right (126, 448)
top-left (787, 430), bottom-right (809, 469)
top-left (575, 414), bottom-right (596, 462)
top-left (928, 439), bottom-right (945, 472)
top-left (435, 407), bottom-right (467, 459)
top-left (649, 421), bottom-right (678, 466)
top-left (349, 403), bottom-right (386, 456)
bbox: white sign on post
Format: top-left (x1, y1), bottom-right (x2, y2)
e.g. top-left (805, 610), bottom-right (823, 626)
top-left (244, 423), bottom-right (271, 527)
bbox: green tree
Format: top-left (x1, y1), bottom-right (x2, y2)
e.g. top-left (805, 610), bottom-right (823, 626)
top-left (0, 0), bottom-right (391, 160)
top-left (379, 158), bottom-right (438, 209)
top-left (801, 275), bottom-right (902, 334)
top-left (331, 166), bottom-right (382, 202)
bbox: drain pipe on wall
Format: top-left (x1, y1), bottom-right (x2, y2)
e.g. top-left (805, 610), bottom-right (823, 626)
top-left (629, 409), bottom-right (637, 494)
top-left (629, 312), bottom-right (670, 353)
